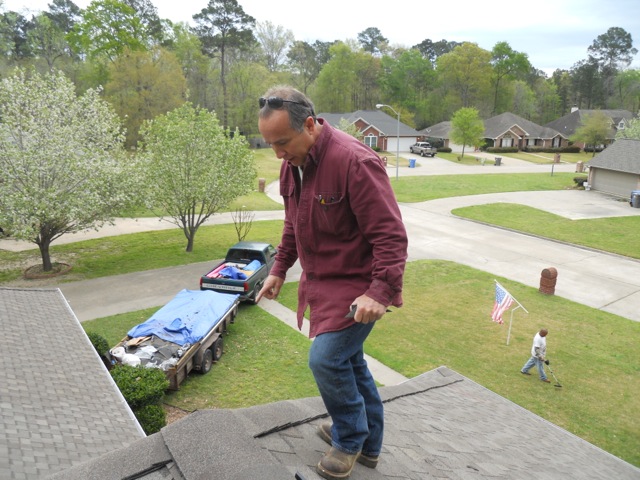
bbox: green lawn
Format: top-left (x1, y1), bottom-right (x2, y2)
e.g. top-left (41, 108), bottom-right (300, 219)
top-left (452, 203), bottom-right (640, 260)
top-left (83, 260), bottom-right (640, 467)
top-left (393, 172), bottom-right (578, 203)
top-left (0, 221), bottom-right (284, 284)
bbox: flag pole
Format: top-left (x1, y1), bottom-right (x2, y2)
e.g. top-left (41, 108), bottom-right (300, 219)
top-left (494, 280), bottom-right (529, 313)
top-left (494, 280), bottom-right (529, 345)
top-left (506, 306), bottom-right (522, 346)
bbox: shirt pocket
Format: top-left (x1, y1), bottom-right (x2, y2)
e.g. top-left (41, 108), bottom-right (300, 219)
top-left (314, 191), bottom-right (351, 235)
top-left (280, 182), bottom-right (295, 197)
top-left (280, 182), bottom-right (296, 211)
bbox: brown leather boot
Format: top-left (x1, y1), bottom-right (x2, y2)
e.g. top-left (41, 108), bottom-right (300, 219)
top-left (316, 447), bottom-right (360, 479)
top-left (317, 423), bottom-right (380, 469)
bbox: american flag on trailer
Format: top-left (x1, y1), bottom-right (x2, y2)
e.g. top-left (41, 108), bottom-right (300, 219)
top-left (491, 282), bottom-right (514, 324)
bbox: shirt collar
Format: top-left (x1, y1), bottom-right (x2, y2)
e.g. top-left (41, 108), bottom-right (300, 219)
top-left (306, 117), bottom-right (329, 167)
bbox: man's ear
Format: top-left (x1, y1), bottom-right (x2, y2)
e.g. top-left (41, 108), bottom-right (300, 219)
top-left (304, 115), bottom-right (316, 133)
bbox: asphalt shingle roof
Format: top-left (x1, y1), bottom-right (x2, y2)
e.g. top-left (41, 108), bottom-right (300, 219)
top-left (587, 138), bottom-right (640, 174)
top-left (0, 287), bottom-right (144, 480)
top-left (51, 367), bottom-right (640, 480)
top-left (483, 112), bottom-right (564, 140)
top-left (419, 121), bottom-right (451, 139)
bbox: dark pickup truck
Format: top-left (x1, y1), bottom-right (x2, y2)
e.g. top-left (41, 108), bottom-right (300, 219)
top-left (199, 241), bottom-right (277, 303)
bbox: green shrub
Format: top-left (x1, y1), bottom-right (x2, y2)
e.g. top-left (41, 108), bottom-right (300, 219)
top-left (111, 364), bottom-right (169, 409)
top-left (134, 404), bottom-right (166, 435)
top-left (426, 138), bottom-right (444, 148)
top-left (573, 176), bottom-right (588, 186)
top-left (86, 331), bottom-right (109, 357)
top-left (437, 147), bottom-right (452, 153)
top-left (561, 146), bottom-right (581, 153)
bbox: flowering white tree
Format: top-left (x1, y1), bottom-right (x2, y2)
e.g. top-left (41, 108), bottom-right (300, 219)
top-left (139, 103), bottom-right (255, 252)
top-left (0, 69), bottom-right (135, 272)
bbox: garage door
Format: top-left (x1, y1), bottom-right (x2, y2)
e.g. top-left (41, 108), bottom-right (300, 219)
top-left (591, 168), bottom-right (638, 197)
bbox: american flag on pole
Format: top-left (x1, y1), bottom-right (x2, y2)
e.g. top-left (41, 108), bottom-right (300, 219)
top-left (491, 283), bottom-right (514, 324)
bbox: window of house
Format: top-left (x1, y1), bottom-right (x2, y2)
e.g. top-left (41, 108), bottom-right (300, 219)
top-left (501, 137), bottom-right (513, 147)
top-left (552, 137), bottom-right (560, 147)
top-left (364, 134), bottom-right (377, 149)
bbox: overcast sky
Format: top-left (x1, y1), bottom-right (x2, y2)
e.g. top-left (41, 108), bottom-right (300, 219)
top-left (5, 0), bottom-right (640, 75)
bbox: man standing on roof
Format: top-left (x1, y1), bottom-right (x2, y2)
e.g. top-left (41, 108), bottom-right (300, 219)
top-left (256, 85), bottom-right (408, 480)
top-left (521, 329), bottom-right (550, 383)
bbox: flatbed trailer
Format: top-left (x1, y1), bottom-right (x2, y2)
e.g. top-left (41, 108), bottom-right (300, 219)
top-left (110, 289), bottom-right (240, 390)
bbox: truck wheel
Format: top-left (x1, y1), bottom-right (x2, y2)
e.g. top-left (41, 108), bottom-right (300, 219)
top-left (421, 151), bottom-right (426, 157)
top-left (199, 348), bottom-right (213, 374)
top-left (212, 337), bottom-right (224, 362)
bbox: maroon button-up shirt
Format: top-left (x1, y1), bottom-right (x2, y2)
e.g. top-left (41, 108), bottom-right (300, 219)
top-left (270, 119), bottom-right (408, 338)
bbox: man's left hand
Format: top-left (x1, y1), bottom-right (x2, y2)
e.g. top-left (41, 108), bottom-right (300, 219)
top-left (351, 295), bottom-right (387, 324)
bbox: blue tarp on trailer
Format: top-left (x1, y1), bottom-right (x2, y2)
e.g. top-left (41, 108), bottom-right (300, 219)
top-left (127, 289), bottom-right (239, 345)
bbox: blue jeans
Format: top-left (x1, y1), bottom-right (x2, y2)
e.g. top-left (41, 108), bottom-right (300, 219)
top-left (522, 356), bottom-right (547, 380)
top-left (309, 322), bottom-right (383, 456)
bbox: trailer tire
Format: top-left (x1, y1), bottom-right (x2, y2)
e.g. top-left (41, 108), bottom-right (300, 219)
top-left (212, 337), bottom-right (224, 362)
top-left (200, 348), bottom-right (213, 374)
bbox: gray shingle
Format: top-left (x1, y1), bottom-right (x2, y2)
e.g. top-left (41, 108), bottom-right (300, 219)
top-left (50, 367), bottom-right (640, 480)
top-left (0, 288), bottom-right (144, 480)
top-left (587, 138), bottom-right (640, 174)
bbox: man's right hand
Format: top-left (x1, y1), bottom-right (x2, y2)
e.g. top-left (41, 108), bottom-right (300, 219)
top-left (256, 275), bottom-right (285, 303)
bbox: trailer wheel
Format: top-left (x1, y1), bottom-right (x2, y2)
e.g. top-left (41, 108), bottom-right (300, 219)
top-left (212, 337), bottom-right (224, 362)
top-left (199, 348), bottom-right (213, 374)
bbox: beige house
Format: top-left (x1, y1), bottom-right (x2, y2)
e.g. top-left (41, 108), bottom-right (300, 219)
top-left (586, 138), bottom-right (640, 198)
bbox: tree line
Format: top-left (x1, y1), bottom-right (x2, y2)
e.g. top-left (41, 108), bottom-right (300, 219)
top-left (1, 0), bottom-right (638, 149)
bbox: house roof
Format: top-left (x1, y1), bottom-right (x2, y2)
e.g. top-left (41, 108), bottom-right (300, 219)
top-left (419, 121), bottom-right (451, 139)
top-left (50, 367), bottom-right (640, 480)
top-left (0, 287), bottom-right (144, 479)
top-left (544, 109), bottom-right (635, 139)
top-left (318, 110), bottom-right (420, 138)
top-left (419, 114), bottom-right (564, 141)
top-left (586, 138), bottom-right (640, 174)
top-left (3, 287), bottom-right (638, 480)
top-left (484, 112), bottom-right (565, 140)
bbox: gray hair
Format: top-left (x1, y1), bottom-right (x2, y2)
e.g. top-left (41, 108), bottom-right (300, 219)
top-left (259, 85), bottom-right (316, 132)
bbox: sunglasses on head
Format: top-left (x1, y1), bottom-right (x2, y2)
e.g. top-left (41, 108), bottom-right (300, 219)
top-left (259, 96), bottom-right (306, 109)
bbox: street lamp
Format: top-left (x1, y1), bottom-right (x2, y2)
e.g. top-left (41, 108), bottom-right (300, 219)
top-left (376, 103), bottom-right (400, 180)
